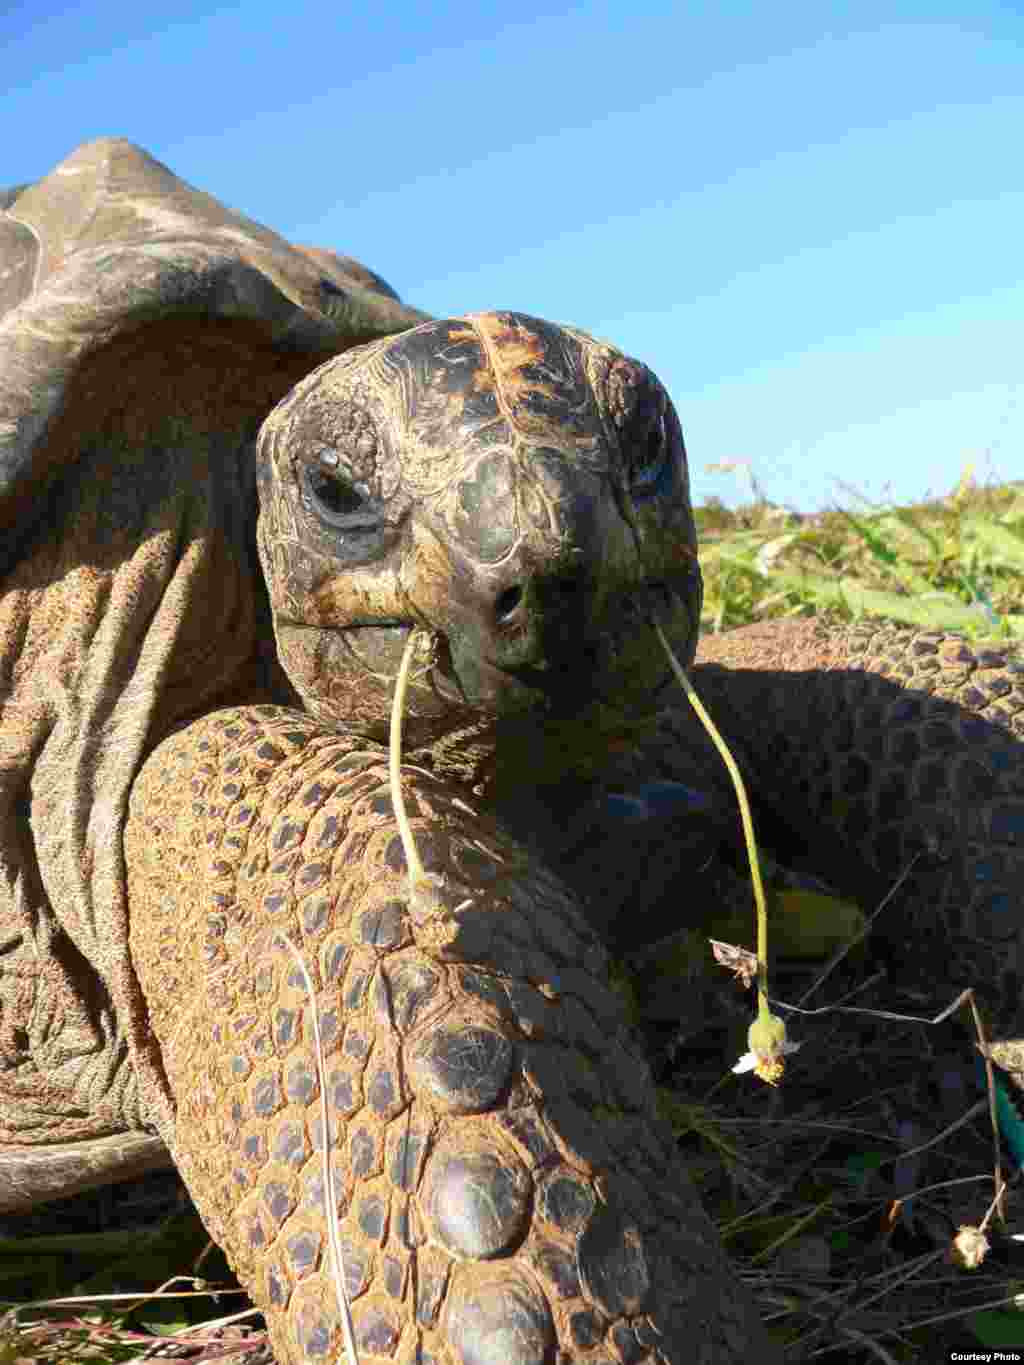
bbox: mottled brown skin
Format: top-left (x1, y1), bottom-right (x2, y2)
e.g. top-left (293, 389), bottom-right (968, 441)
top-left (3, 138), bottom-right (1024, 1365)
top-left (124, 708), bottom-right (764, 1364)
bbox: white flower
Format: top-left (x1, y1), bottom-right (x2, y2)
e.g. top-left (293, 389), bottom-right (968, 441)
top-left (733, 1038), bottom-right (802, 1085)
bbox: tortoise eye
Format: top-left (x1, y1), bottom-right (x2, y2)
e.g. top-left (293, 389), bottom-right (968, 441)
top-left (308, 466), bottom-right (366, 518)
top-left (302, 457), bottom-right (380, 532)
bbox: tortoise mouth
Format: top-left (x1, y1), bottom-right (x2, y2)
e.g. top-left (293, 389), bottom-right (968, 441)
top-left (273, 577), bottom-right (696, 753)
top-left (338, 579), bottom-right (695, 719)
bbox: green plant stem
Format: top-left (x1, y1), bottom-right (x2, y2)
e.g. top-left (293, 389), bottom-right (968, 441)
top-left (652, 621), bottom-right (772, 1020)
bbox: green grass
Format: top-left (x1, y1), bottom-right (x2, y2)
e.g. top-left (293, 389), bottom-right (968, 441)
top-left (695, 463), bottom-right (1024, 640)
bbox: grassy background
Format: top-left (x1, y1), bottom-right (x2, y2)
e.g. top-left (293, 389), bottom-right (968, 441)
top-left (696, 463), bottom-right (1024, 642)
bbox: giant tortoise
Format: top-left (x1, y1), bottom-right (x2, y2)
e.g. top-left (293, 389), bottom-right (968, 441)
top-left (1, 138), bottom-right (1022, 1364)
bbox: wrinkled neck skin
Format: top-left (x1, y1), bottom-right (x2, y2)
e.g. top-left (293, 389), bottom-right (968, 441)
top-left (0, 421), bottom-right (279, 1144)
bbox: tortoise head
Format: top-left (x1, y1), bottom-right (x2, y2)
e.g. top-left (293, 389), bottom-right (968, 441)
top-left (255, 311), bottom-right (701, 769)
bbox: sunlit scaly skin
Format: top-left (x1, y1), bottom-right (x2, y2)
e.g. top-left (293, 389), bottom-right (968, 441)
top-left (125, 706), bottom-right (768, 1365)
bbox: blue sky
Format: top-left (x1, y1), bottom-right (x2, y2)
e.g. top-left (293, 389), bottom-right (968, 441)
top-left (5, 1), bottom-right (1022, 512)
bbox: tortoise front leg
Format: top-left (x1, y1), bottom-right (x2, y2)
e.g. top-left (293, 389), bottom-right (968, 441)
top-left (125, 704), bottom-right (773, 1364)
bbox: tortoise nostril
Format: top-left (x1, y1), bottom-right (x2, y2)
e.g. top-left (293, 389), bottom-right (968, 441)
top-left (551, 575), bottom-right (581, 600)
top-left (494, 586), bottom-right (524, 622)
